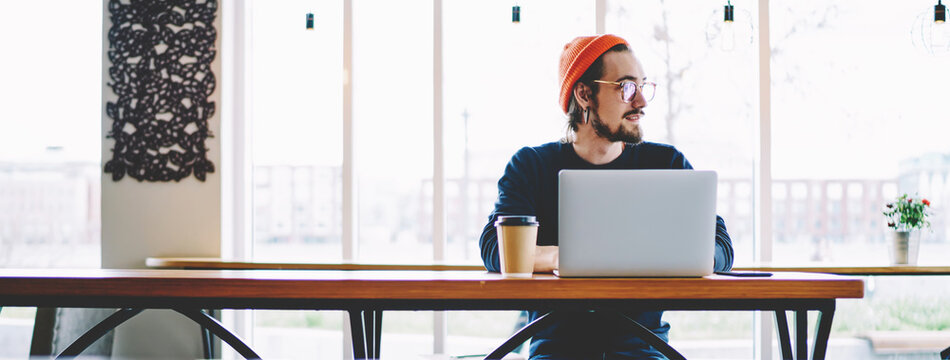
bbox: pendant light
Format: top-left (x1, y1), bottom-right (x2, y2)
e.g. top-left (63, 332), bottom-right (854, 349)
top-left (911, 0), bottom-right (950, 55)
top-left (721, 1), bottom-right (735, 51)
top-left (705, 1), bottom-right (752, 52)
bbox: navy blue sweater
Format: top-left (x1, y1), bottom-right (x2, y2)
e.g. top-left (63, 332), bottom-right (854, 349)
top-left (479, 141), bottom-right (734, 273)
top-left (478, 141), bottom-right (735, 357)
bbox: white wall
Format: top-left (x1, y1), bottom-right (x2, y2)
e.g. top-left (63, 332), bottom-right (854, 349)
top-left (100, 0), bottom-right (222, 357)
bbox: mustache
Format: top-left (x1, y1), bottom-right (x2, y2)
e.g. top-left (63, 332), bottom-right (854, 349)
top-left (624, 109), bottom-right (645, 117)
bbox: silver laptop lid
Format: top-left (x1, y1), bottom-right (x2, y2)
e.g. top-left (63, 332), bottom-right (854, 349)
top-left (557, 170), bottom-right (717, 277)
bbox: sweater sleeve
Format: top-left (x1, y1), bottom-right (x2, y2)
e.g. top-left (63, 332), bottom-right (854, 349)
top-left (714, 215), bottom-right (734, 272)
top-left (673, 148), bottom-right (734, 272)
top-left (479, 147), bottom-right (540, 272)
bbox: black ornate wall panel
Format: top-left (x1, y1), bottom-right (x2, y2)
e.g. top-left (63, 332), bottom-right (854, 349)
top-left (104, 0), bottom-right (217, 182)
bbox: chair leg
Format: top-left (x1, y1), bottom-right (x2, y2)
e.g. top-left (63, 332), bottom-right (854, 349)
top-left (57, 308), bottom-right (144, 358)
top-left (200, 318), bottom-right (213, 359)
top-left (485, 311), bottom-right (563, 360)
top-left (176, 308), bottom-right (261, 360)
top-left (615, 312), bottom-right (686, 360)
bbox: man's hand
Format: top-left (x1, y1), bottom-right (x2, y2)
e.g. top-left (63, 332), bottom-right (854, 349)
top-left (534, 245), bottom-right (559, 273)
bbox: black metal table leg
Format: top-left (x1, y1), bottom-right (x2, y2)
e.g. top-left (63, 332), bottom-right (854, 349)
top-left (176, 309), bottom-right (260, 359)
top-left (485, 311), bottom-right (563, 360)
top-left (811, 301), bottom-right (835, 360)
top-left (370, 310), bottom-right (382, 359)
top-left (795, 310), bottom-right (808, 359)
top-left (57, 308), bottom-right (144, 358)
top-left (774, 310), bottom-right (793, 360)
top-left (347, 310), bottom-right (383, 359)
top-left (349, 310), bottom-right (368, 359)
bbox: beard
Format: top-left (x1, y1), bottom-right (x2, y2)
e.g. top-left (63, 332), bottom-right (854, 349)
top-left (589, 106), bottom-right (644, 144)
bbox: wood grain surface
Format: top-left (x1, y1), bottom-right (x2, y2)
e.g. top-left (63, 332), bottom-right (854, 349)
top-left (0, 269), bottom-right (863, 300)
top-left (147, 257), bottom-right (950, 275)
top-left (146, 257), bottom-right (485, 271)
top-left (733, 265), bottom-right (950, 275)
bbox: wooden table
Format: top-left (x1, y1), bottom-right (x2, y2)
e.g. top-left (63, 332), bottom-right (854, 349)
top-left (146, 257), bottom-right (486, 271)
top-left (148, 257), bottom-right (950, 276)
top-left (0, 269), bottom-right (861, 360)
top-left (734, 265), bottom-right (950, 276)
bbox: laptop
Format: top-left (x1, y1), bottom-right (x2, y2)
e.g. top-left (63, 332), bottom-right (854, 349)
top-left (556, 169), bottom-right (717, 277)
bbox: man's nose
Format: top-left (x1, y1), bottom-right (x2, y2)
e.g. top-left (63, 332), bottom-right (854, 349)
top-left (631, 88), bottom-right (648, 109)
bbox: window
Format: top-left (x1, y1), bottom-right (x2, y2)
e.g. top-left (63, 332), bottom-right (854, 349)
top-left (770, 1), bottom-right (950, 265)
top-left (442, 1), bottom-right (595, 353)
top-left (441, 0), bottom-right (595, 262)
top-left (247, 1), bottom-right (346, 358)
top-left (352, 0), bottom-right (434, 263)
top-left (606, 1), bottom-right (758, 358)
top-left (770, 2), bottom-right (950, 353)
top-left (250, 0), bottom-right (344, 262)
top-left (0, 1), bottom-right (102, 357)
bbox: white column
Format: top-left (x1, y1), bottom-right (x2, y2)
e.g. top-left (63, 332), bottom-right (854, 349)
top-left (100, 0), bottom-right (222, 357)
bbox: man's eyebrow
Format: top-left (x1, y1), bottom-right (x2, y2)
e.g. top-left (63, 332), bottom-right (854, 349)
top-left (617, 75), bottom-right (646, 82)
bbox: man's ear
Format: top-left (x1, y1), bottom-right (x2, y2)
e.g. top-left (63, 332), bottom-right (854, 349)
top-left (573, 82), bottom-right (591, 109)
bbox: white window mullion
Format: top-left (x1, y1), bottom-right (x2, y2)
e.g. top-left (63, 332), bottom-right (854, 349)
top-left (595, 0), bottom-right (606, 34)
top-left (342, 2), bottom-right (356, 357)
top-left (755, 0), bottom-right (773, 359)
top-left (432, 0), bottom-right (448, 355)
top-left (342, 0), bottom-right (357, 262)
top-left (222, 0), bottom-right (254, 357)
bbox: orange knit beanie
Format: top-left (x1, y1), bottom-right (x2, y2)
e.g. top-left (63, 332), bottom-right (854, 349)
top-left (558, 34), bottom-right (629, 114)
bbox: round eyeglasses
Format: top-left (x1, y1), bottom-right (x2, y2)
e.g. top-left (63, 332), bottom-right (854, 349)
top-left (593, 80), bottom-right (657, 103)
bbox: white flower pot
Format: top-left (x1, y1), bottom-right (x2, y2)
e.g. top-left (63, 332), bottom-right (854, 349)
top-left (889, 230), bottom-right (920, 265)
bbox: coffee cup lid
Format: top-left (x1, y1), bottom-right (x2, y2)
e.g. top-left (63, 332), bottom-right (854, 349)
top-left (495, 215), bottom-right (539, 226)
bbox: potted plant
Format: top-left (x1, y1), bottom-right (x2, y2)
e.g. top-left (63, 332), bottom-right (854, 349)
top-left (882, 194), bottom-right (931, 265)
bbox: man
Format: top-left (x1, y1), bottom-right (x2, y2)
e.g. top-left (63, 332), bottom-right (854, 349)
top-left (478, 34), bottom-right (735, 359)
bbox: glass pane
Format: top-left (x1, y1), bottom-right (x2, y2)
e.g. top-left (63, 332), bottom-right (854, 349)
top-left (446, 311), bottom-right (527, 357)
top-left (0, 1), bottom-right (102, 269)
top-left (0, 1), bottom-right (101, 357)
top-left (250, 0), bottom-right (344, 263)
top-left (770, 1), bottom-right (950, 357)
top-left (247, 1), bottom-right (345, 357)
top-left (251, 310), bottom-right (345, 359)
top-left (770, 1), bottom-right (950, 266)
top-left (607, 0), bottom-right (756, 266)
top-left (442, 2), bottom-right (596, 354)
top-left (442, 0), bottom-right (595, 264)
top-left (354, 0), bottom-right (434, 263)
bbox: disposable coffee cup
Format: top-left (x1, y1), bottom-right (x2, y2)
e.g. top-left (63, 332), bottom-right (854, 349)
top-left (495, 215), bottom-right (539, 278)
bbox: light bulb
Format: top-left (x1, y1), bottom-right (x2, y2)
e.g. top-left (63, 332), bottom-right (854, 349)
top-left (721, 21), bottom-right (736, 51)
top-left (934, 20), bottom-right (948, 52)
